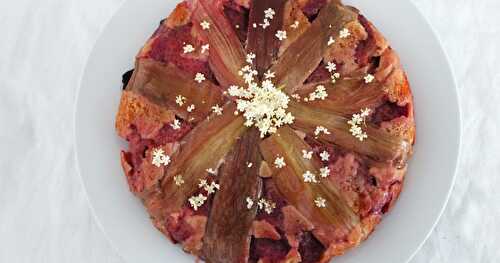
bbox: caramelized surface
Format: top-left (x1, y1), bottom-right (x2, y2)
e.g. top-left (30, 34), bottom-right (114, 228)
top-left (115, 0), bottom-right (415, 262)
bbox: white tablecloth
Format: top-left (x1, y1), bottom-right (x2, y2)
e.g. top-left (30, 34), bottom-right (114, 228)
top-left (1, 0), bottom-right (498, 262)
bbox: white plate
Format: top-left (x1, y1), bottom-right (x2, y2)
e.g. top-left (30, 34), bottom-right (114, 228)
top-left (75, 0), bottom-right (461, 262)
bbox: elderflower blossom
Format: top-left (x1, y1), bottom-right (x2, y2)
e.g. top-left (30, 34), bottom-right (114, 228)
top-left (200, 20), bottom-right (210, 30)
top-left (307, 85), bottom-right (328, 101)
top-left (315, 197), bottom-right (326, 208)
top-left (348, 108), bottom-right (372, 141)
top-left (326, 62), bottom-right (337, 73)
top-left (170, 119), bottom-right (181, 130)
top-left (231, 65), bottom-right (294, 138)
top-left (274, 156), bottom-right (286, 169)
top-left (199, 179), bottom-right (220, 194)
top-left (320, 166), bottom-right (330, 178)
top-left (275, 30), bottom-right (287, 41)
top-left (151, 148), bottom-right (171, 167)
top-left (314, 126), bottom-right (331, 137)
top-left (246, 197), bottom-right (254, 209)
top-left (182, 44), bottom-right (195, 53)
top-left (264, 70), bottom-right (275, 79)
top-left (302, 150), bottom-right (313, 160)
top-left (194, 73), bottom-right (206, 83)
top-left (320, 151), bottom-right (330, 161)
top-left (364, 74), bottom-right (375, 83)
top-left (257, 198), bottom-right (276, 214)
top-left (206, 168), bottom-right (217, 176)
top-left (264, 8), bottom-right (275, 19)
top-left (173, 175), bottom-right (184, 186)
top-left (175, 95), bottom-right (186, 106)
top-left (189, 194), bottom-right (207, 211)
top-left (327, 36), bottom-right (335, 46)
top-left (201, 44), bottom-right (210, 54)
top-left (303, 171), bottom-right (318, 183)
top-left (246, 52), bottom-right (256, 64)
top-left (212, 104), bottom-right (223, 115)
top-left (339, 28), bottom-right (351, 38)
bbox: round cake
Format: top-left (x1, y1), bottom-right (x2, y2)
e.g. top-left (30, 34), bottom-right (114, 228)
top-left (115, 0), bottom-right (416, 262)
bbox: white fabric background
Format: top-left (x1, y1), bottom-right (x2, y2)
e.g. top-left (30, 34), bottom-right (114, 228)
top-left (0, 0), bottom-right (498, 262)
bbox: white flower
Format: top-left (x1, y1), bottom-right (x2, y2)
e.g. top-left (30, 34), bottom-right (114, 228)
top-left (331, 72), bottom-right (341, 83)
top-left (327, 36), bottom-right (335, 46)
top-left (303, 171), bottom-right (318, 183)
top-left (188, 194), bottom-right (207, 211)
top-left (170, 119), bottom-right (181, 130)
top-left (232, 65), bottom-right (294, 137)
top-left (264, 70), bottom-right (275, 79)
top-left (314, 126), bottom-right (331, 136)
top-left (260, 19), bottom-right (270, 29)
top-left (204, 181), bottom-right (220, 194)
top-left (198, 179), bottom-right (208, 188)
top-left (360, 108), bottom-right (372, 117)
top-left (275, 30), bottom-right (287, 41)
top-left (183, 44), bottom-right (195, 54)
top-left (290, 20), bottom-right (299, 29)
top-left (264, 201), bottom-right (276, 214)
top-left (326, 62), bottom-right (337, 73)
top-left (175, 95), bottom-right (186, 106)
top-left (364, 74), bottom-right (375, 83)
top-left (320, 151), bottom-right (330, 162)
top-left (339, 28), bottom-right (351, 39)
top-left (246, 197), bottom-right (254, 209)
top-left (200, 20), bottom-right (211, 30)
top-left (302, 150), bottom-right (313, 160)
top-left (187, 104), bottom-right (196, 113)
top-left (246, 52), bottom-right (256, 64)
top-left (174, 175), bottom-right (184, 186)
top-left (274, 156), bottom-right (286, 169)
top-left (151, 148), bottom-right (171, 167)
top-left (349, 125), bottom-right (362, 136)
top-left (257, 199), bottom-right (266, 210)
top-left (308, 85), bottom-right (328, 101)
top-left (212, 104), bottom-right (223, 115)
top-left (320, 166), bottom-right (330, 178)
top-left (201, 44), bottom-right (210, 54)
top-left (314, 197), bottom-right (326, 208)
top-left (194, 73), bottom-right (206, 83)
top-left (264, 8), bottom-right (275, 19)
top-left (206, 168), bottom-right (217, 176)
top-left (257, 198), bottom-right (276, 214)
top-left (348, 109), bottom-right (371, 141)
top-left (356, 132), bottom-right (368, 141)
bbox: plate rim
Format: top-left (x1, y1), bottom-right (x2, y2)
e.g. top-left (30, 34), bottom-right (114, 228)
top-left (73, 0), bottom-right (462, 262)
top-left (400, 1), bottom-right (462, 261)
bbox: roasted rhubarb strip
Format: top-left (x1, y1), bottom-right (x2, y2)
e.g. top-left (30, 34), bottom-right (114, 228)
top-left (295, 77), bottom-right (386, 116)
top-left (192, 0), bottom-right (247, 88)
top-left (202, 130), bottom-right (263, 263)
top-left (270, 3), bottom-right (357, 93)
top-left (259, 126), bottom-right (359, 231)
top-left (278, 0), bottom-right (311, 56)
top-left (126, 59), bottom-right (224, 122)
top-left (160, 103), bottom-right (247, 213)
top-left (289, 101), bottom-right (410, 163)
top-left (246, 0), bottom-right (286, 76)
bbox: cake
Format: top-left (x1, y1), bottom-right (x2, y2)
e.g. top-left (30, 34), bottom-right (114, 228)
top-left (115, 0), bottom-right (415, 262)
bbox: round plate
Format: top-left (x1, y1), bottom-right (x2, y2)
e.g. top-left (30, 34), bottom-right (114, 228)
top-left (75, 0), bottom-right (461, 262)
